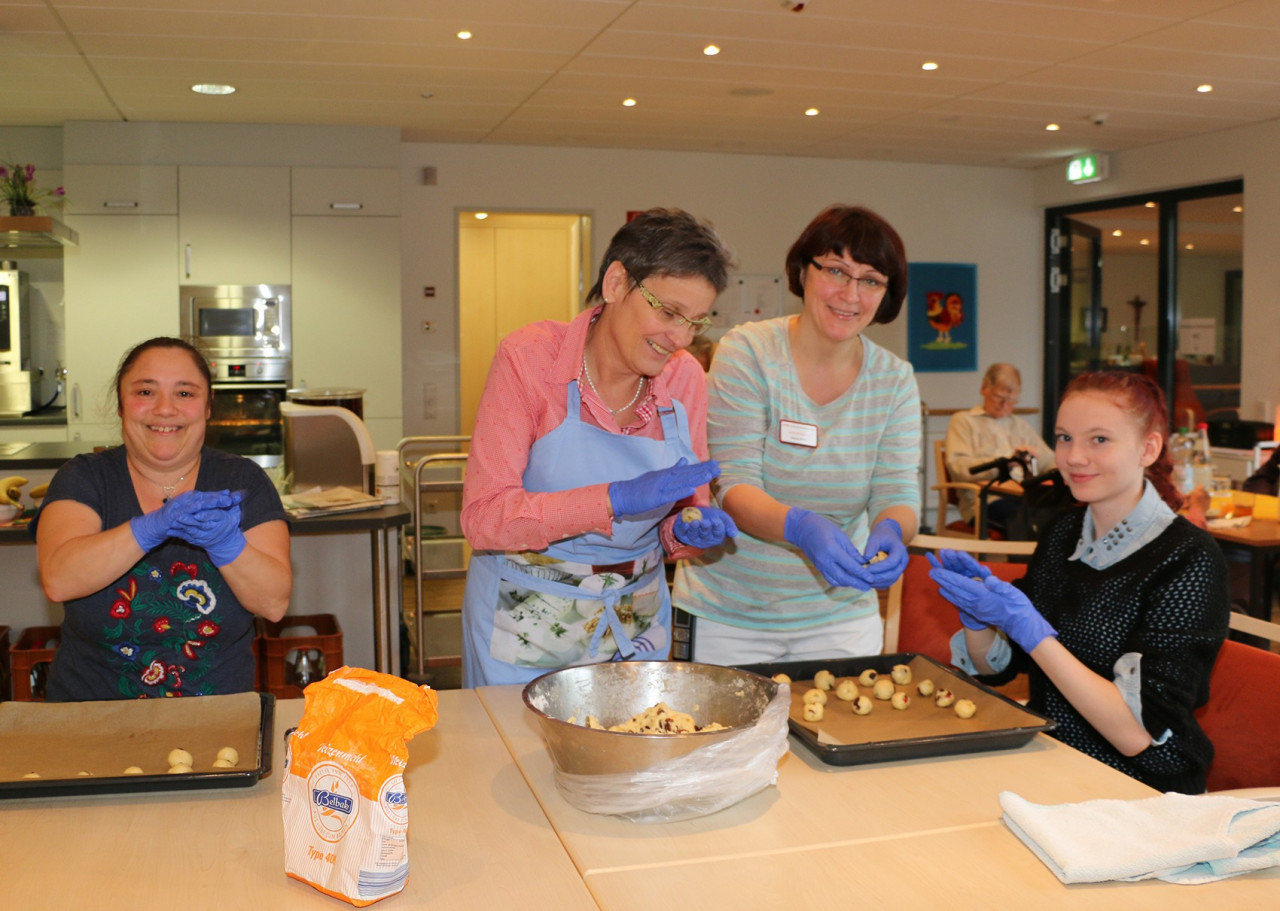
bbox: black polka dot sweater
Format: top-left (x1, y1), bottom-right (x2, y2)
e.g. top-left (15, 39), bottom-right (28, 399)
top-left (990, 507), bottom-right (1229, 794)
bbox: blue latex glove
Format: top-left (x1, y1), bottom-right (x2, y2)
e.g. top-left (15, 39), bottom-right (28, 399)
top-left (130, 489), bottom-right (233, 553)
top-left (608, 458), bottom-right (720, 519)
top-left (926, 552), bottom-right (990, 630)
top-left (173, 495), bottom-right (247, 567)
top-left (783, 508), bottom-right (873, 590)
top-left (928, 559), bottom-right (1056, 652)
top-left (672, 506), bottom-right (739, 549)
top-left (857, 518), bottom-right (908, 589)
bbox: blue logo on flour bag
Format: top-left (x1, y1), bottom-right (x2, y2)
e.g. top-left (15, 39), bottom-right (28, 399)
top-left (308, 762), bottom-right (360, 842)
top-left (378, 774), bottom-right (409, 826)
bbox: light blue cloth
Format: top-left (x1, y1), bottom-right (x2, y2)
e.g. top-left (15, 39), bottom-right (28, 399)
top-left (999, 790), bottom-right (1280, 884)
top-left (1069, 480), bottom-right (1175, 570)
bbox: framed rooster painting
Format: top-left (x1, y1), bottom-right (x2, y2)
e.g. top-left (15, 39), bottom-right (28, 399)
top-left (906, 262), bottom-right (977, 372)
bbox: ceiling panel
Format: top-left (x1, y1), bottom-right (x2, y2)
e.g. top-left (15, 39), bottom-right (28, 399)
top-left (2, 1), bottom-right (1279, 168)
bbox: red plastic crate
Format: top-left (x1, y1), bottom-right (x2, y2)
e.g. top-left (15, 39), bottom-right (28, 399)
top-left (257, 614), bottom-right (343, 698)
top-left (11, 626), bottom-right (61, 702)
top-left (0, 626), bottom-right (10, 702)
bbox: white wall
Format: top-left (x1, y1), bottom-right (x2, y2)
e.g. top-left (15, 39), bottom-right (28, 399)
top-left (1033, 119), bottom-right (1280, 423)
top-left (398, 143), bottom-right (1042, 440)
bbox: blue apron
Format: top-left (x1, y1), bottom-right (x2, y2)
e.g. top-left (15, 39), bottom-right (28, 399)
top-left (461, 380), bottom-right (697, 687)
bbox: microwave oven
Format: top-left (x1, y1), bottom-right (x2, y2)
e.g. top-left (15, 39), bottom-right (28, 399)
top-left (180, 284), bottom-right (292, 362)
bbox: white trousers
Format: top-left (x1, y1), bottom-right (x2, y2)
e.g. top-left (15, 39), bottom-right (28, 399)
top-left (691, 612), bottom-right (884, 666)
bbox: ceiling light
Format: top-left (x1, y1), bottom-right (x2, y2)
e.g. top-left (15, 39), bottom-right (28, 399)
top-left (1144, 201), bottom-right (1156, 208)
top-left (703, 44), bottom-right (720, 56)
top-left (1139, 238), bottom-right (1151, 246)
top-left (191, 84), bottom-right (235, 96)
top-left (1044, 123), bottom-right (1060, 131)
top-left (1233, 205), bottom-right (1243, 213)
top-left (1112, 229), bottom-right (1122, 237)
top-left (622, 97), bottom-right (637, 107)
top-left (921, 61), bottom-right (938, 71)
top-left (474, 212), bottom-right (488, 220)
top-left (457, 30), bottom-right (472, 40)
top-left (1185, 243), bottom-right (1195, 250)
top-left (1196, 84), bottom-right (1213, 93)
top-left (420, 92), bottom-right (434, 100)
top-left (804, 107), bottom-right (820, 116)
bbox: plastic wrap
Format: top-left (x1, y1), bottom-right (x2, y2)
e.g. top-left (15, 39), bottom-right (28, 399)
top-left (551, 683), bottom-right (791, 823)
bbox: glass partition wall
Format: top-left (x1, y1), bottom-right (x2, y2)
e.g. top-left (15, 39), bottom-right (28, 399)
top-left (1043, 180), bottom-right (1244, 442)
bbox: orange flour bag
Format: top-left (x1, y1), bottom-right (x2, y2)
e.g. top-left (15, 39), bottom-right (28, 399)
top-left (281, 666), bottom-right (439, 906)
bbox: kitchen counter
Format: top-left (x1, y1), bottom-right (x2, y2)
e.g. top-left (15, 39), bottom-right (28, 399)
top-left (0, 438), bottom-right (108, 468)
top-left (0, 407), bottom-right (67, 428)
top-left (3, 688), bottom-right (1275, 909)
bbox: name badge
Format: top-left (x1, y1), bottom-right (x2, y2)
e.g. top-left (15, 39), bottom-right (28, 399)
top-left (779, 420), bottom-right (819, 448)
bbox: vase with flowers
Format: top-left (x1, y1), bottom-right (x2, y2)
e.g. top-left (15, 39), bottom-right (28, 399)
top-left (1, 161), bottom-right (66, 216)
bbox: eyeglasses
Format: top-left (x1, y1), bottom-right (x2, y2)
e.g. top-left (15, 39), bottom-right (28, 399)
top-left (808, 258), bottom-right (888, 297)
top-left (634, 279), bottom-right (713, 335)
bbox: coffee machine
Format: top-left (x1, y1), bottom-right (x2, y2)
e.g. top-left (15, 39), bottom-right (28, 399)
top-left (0, 262), bottom-right (32, 417)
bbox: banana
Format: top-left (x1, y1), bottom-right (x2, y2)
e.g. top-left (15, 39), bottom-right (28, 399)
top-left (29, 482), bottom-right (49, 500)
top-left (1, 475), bottom-right (28, 506)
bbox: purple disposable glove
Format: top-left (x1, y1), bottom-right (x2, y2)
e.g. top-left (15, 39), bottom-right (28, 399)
top-left (672, 505), bottom-right (739, 549)
top-left (858, 518), bottom-right (908, 589)
top-left (608, 458), bottom-right (720, 518)
top-left (928, 557), bottom-right (1056, 652)
top-left (130, 489), bottom-right (234, 553)
top-left (171, 490), bottom-right (248, 566)
top-left (784, 508), bottom-right (873, 590)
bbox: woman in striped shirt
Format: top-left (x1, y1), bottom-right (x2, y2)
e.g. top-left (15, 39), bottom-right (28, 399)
top-left (673, 205), bottom-right (921, 665)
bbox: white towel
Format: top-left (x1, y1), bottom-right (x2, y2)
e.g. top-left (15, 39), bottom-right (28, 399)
top-left (999, 790), bottom-right (1280, 884)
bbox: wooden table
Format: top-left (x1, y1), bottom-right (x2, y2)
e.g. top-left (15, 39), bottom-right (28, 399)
top-left (475, 684), bottom-right (1280, 908)
top-left (1207, 518), bottom-right (1280, 621)
top-left (0, 691), bottom-right (598, 910)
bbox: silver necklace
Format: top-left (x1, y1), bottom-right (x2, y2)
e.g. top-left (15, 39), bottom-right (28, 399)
top-left (581, 352), bottom-right (645, 415)
top-left (130, 457), bottom-right (198, 503)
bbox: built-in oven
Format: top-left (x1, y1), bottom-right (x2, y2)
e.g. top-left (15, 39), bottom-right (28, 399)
top-left (182, 285), bottom-right (293, 468)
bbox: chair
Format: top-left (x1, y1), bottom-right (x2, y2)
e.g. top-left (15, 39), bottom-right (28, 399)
top-left (931, 439), bottom-right (998, 540)
top-left (1196, 614), bottom-right (1280, 792)
top-left (883, 533), bottom-right (1036, 662)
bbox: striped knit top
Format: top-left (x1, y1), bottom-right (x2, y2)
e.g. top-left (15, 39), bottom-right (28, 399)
top-left (672, 317), bottom-right (921, 630)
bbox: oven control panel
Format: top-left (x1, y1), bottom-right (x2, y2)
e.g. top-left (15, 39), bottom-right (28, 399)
top-left (210, 358), bottom-right (291, 383)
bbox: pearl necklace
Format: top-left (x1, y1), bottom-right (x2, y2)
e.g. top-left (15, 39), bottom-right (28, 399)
top-left (581, 352), bottom-right (646, 415)
top-left (130, 457), bottom-right (199, 503)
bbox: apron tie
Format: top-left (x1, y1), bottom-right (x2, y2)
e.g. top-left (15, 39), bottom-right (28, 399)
top-left (587, 588), bottom-right (637, 660)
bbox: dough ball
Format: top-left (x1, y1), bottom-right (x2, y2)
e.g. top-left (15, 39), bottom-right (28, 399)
top-left (890, 691), bottom-right (911, 710)
top-left (212, 758), bottom-right (236, 769)
top-left (123, 766), bottom-right (145, 776)
top-left (168, 763), bottom-right (193, 774)
top-left (167, 748), bottom-right (193, 769)
top-left (954, 698), bottom-right (978, 719)
top-left (814, 669), bottom-right (836, 691)
top-left (834, 679), bottom-right (858, 701)
top-left (865, 551), bottom-right (888, 565)
top-left (934, 688), bottom-right (956, 708)
top-left (851, 695), bottom-right (874, 716)
top-left (771, 673), bottom-right (792, 684)
top-left (216, 746), bottom-right (240, 767)
top-left (802, 702), bottom-right (825, 722)
top-left (858, 668), bottom-right (878, 687)
top-left (680, 506), bottom-right (703, 523)
top-left (890, 664), bottom-right (912, 685)
top-left (916, 678), bottom-right (936, 697)
top-left (802, 687), bottom-right (828, 706)
top-left (873, 677), bottom-right (896, 701)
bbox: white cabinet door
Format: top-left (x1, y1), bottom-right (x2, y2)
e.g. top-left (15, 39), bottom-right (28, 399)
top-left (64, 165), bottom-right (178, 216)
top-left (178, 166), bottom-right (291, 285)
top-left (291, 168), bottom-right (400, 216)
top-left (291, 216), bottom-right (402, 449)
top-left (62, 214), bottom-right (179, 441)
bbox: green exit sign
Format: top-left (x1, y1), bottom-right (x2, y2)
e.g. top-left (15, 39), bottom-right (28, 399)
top-left (1067, 153), bottom-right (1110, 184)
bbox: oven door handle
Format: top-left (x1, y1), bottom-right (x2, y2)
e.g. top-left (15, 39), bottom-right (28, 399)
top-left (211, 383), bottom-right (289, 392)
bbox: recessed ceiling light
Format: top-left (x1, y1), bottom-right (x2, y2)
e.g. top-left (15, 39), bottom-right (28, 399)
top-left (1139, 238), bottom-right (1151, 246)
top-left (457, 30), bottom-right (472, 40)
top-left (1233, 205), bottom-right (1243, 213)
top-left (1144, 201), bottom-right (1156, 208)
top-left (703, 44), bottom-right (720, 56)
top-left (622, 97), bottom-right (637, 107)
top-left (420, 92), bottom-right (434, 100)
top-left (1044, 123), bottom-right (1060, 131)
top-left (1185, 243), bottom-right (1195, 250)
top-left (921, 61), bottom-right (938, 71)
top-left (474, 212), bottom-right (488, 220)
top-left (1112, 229), bottom-right (1122, 237)
top-left (804, 107), bottom-right (820, 116)
top-left (192, 84), bottom-right (235, 95)
top-left (1196, 84), bottom-right (1213, 93)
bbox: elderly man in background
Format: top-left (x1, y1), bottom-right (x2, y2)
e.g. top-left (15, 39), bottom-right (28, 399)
top-left (945, 363), bottom-right (1055, 534)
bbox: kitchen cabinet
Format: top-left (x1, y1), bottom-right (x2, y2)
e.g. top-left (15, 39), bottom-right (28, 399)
top-left (291, 167), bottom-right (400, 217)
top-left (178, 166), bottom-right (291, 285)
top-left (64, 165), bottom-right (178, 216)
top-left (291, 202), bottom-right (402, 450)
top-left (62, 214), bottom-right (179, 441)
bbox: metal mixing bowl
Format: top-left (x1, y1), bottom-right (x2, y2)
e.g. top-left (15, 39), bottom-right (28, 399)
top-left (522, 661), bottom-right (779, 776)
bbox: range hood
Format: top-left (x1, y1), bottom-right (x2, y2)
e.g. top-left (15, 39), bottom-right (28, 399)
top-left (1, 215), bottom-right (79, 249)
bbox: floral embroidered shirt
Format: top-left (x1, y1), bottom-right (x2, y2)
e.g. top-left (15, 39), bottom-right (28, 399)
top-left (38, 446), bottom-right (287, 701)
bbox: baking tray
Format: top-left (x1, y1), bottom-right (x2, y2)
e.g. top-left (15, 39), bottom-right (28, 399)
top-left (0, 691), bottom-right (274, 799)
top-left (737, 653), bottom-right (1054, 767)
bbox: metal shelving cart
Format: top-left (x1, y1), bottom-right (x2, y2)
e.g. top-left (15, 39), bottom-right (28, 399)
top-left (396, 435), bottom-right (470, 684)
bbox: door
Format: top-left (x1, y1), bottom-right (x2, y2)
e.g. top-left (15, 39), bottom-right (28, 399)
top-left (457, 211), bottom-right (590, 436)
